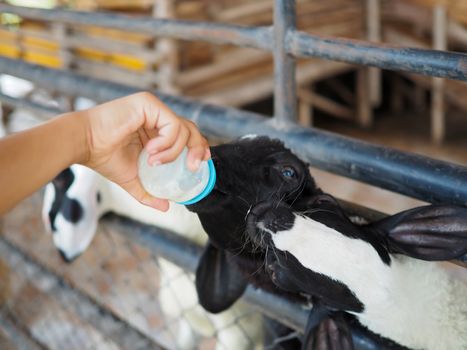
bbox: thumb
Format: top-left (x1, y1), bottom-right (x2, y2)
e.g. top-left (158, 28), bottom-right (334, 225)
top-left (120, 179), bottom-right (170, 212)
top-left (140, 192), bottom-right (170, 212)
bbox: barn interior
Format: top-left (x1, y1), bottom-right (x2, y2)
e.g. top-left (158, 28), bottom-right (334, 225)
top-left (0, 1), bottom-right (466, 349)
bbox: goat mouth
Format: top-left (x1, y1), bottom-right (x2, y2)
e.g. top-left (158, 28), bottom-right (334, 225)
top-left (248, 225), bottom-right (274, 251)
top-left (246, 201), bottom-right (297, 248)
top-left (246, 208), bottom-right (274, 249)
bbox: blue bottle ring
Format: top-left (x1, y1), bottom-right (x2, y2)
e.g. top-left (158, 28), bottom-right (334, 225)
top-left (177, 159), bottom-right (216, 205)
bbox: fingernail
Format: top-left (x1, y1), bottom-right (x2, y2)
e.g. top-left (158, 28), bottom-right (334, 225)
top-left (205, 149), bottom-right (211, 160)
top-left (194, 159), bottom-right (201, 171)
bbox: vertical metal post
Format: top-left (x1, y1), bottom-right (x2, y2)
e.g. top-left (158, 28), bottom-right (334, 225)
top-left (153, 0), bottom-right (179, 94)
top-left (274, 0), bottom-right (297, 123)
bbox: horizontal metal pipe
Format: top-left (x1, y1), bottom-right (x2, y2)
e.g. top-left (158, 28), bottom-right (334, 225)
top-left (288, 31), bottom-right (467, 81)
top-left (107, 214), bottom-right (394, 350)
top-left (1, 4), bottom-right (467, 80)
top-left (0, 92), bottom-right (63, 116)
top-left (2, 57), bottom-right (467, 207)
top-left (0, 4), bottom-right (272, 50)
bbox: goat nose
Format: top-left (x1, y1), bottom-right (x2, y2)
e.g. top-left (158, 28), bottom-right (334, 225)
top-left (253, 204), bottom-right (296, 233)
top-left (261, 211), bottom-right (281, 232)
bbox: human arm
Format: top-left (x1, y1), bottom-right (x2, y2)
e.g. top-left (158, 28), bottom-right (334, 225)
top-left (0, 92), bottom-right (210, 215)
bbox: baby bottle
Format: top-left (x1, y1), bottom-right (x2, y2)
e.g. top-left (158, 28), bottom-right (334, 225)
top-left (138, 147), bottom-right (216, 205)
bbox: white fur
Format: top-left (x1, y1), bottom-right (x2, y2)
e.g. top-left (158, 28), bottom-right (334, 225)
top-left (43, 164), bottom-right (262, 350)
top-left (270, 214), bottom-right (467, 350)
top-left (0, 75), bottom-right (34, 98)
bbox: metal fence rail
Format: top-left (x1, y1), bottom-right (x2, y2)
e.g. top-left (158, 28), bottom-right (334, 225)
top-left (1, 1), bottom-right (466, 349)
top-left (0, 3), bottom-right (466, 82)
top-left (107, 214), bottom-right (410, 350)
top-left (2, 56), bottom-right (467, 209)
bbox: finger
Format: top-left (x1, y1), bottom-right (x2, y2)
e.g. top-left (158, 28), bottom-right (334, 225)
top-left (145, 121), bottom-right (181, 153)
top-left (145, 127), bottom-right (158, 140)
top-left (185, 120), bottom-right (210, 168)
top-left (141, 195), bottom-right (170, 212)
top-left (120, 178), bottom-right (170, 212)
top-left (204, 147), bottom-right (211, 161)
top-left (145, 119), bottom-right (182, 154)
top-left (186, 146), bottom-right (208, 172)
top-left (137, 128), bottom-right (150, 148)
top-left (148, 124), bottom-right (190, 165)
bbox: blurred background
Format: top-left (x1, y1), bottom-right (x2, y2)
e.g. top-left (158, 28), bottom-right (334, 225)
top-left (0, 0), bottom-right (466, 349)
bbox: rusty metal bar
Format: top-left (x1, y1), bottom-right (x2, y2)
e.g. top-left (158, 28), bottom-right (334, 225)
top-left (0, 4), bottom-right (272, 50)
top-left (0, 92), bottom-right (63, 116)
top-left (2, 58), bottom-right (467, 208)
top-left (1, 4), bottom-right (466, 81)
top-left (273, 0), bottom-right (297, 122)
top-left (288, 31), bottom-right (467, 80)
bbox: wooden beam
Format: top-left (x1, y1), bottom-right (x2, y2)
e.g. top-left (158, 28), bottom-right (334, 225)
top-left (298, 88), bottom-right (354, 120)
top-left (197, 60), bottom-right (354, 107)
top-left (325, 78), bottom-right (355, 106)
top-left (299, 99), bottom-right (313, 127)
top-left (431, 5), bottom-right (447, 144)
top-left (73, 59), bottom-right (160, 87)
top-left (356, 69), bottom-right (372, 127)
top-left (176, 49), bottom-right (269, 89)
top-left (366, 0), bottom-right (382, 108)
top-left (298, 84), bottom-right (314, 127)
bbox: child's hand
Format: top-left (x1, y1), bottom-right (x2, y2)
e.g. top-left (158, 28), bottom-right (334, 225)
top-left (81, 92), bottom-right (210, 211)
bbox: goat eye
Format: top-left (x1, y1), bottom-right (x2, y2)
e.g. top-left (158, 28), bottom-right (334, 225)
top-left (281, 167), bottom-right (295, 178)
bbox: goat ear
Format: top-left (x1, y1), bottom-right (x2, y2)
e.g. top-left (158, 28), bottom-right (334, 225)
top-left (371, 205), bottom-right (467, 261)
top-left (195, 241), bottom-right (248, 313)
top-left (302, 307), bottom-right (354, 350)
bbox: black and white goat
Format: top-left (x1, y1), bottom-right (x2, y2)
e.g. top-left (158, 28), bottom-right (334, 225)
top-left (247, 196), bottom-right (467, 350)
top-left (42, 164), bottom-right (263, 350)
top-left (187, 136), bottom-right (467, 350)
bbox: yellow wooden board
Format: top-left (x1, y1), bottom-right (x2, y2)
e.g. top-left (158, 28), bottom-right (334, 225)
top-left (77, 25), bottom-right (152, 44)
top-left (0, 43), bottom-right (20, 58)
top-left (0, 28), bottom-right (18, 42)
top-left (23, 51), bottom-right (62, 68)
top-left (110, 53), bottom-right (146, 71)
top-left (23, 36), bottom-right (59, 51)
top-left (74, 47), bottom-right (107, 61)
top-left (71, 0), bottom-right (154, 10)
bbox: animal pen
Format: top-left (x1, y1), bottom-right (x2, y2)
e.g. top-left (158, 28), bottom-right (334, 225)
top-left (0, 0), bottom-right (466, 349)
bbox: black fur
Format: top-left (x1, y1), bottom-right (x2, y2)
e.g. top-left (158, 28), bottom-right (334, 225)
top-left (188, 137), bottom-right (320, 305)
top-left (49, 168), bottom-right (79, 231)
top-left (264, 251), bottom-right (364, 313)
top-left (188, 136), bottom-right (467, 349)
top-left (302, 306), bottom-right (354, 350)
top-left (195, 243), bottom-right (248, 313)
top-left (368, 204), bottom-right (467, 260)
